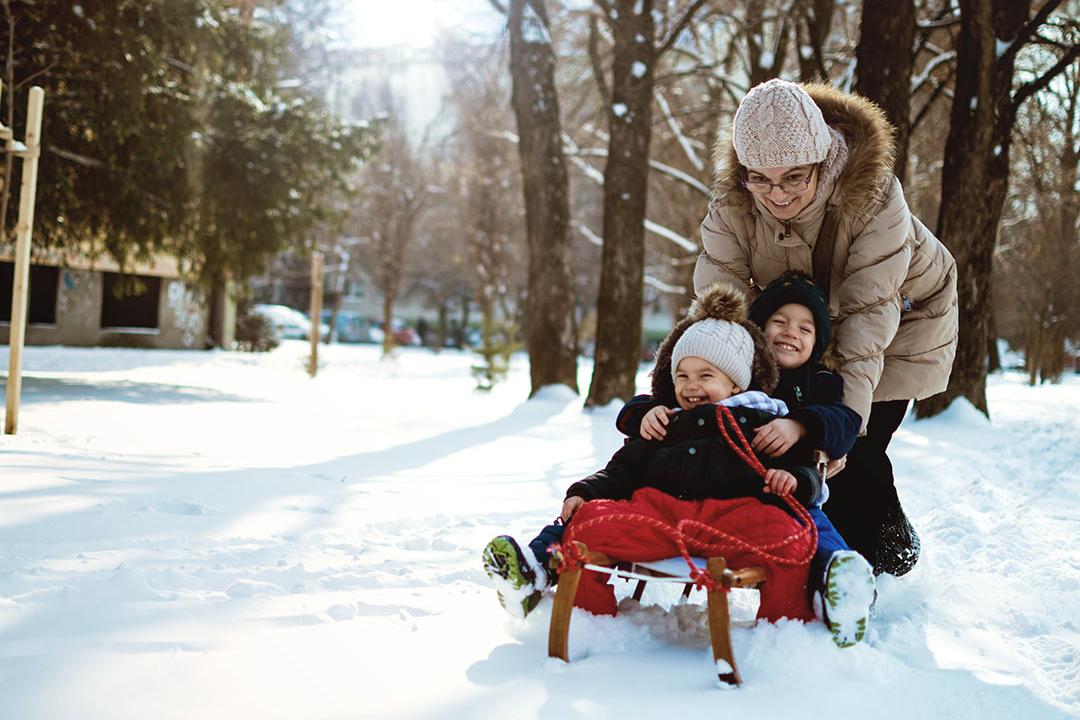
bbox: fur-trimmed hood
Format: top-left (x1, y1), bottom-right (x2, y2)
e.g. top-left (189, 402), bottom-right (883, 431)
top-left (650, 283), bottom-right (778, 403)
top-left (712, 83), bottom-right (896, 218)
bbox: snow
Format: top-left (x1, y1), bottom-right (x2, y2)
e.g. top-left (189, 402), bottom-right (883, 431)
top-left (631, 61), bottom-right (647, 79)
top-left (520, 2), bottom-right (551, 45)
top-left (612, 102), bottom-right (628, 118)
top-left (1, 344), bottom-right (1079, 719)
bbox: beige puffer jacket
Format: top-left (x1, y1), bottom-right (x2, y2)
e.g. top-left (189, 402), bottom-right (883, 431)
top-left (693, 84), bottom-right (958, 432)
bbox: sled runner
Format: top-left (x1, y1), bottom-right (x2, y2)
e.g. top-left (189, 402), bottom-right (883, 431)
top-left (548, 542), bottom-right (766, 685)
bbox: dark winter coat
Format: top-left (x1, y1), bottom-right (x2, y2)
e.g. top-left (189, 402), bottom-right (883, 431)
top-left (772, 361), bottom-right (860, 459)
top-left (569, 403), bottom-right (823, 510)
top-left (616, 360), bottom-right (860, 462)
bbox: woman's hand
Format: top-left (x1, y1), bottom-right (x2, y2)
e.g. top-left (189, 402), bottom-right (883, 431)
top-left (763, 468), bottom-right (797, 495)
top-left (751, 418), bottom-right (806, 457)
top-left (561, 496), bottom-right (585, 523)
top-left (641, 406), bottom-right (676, 441)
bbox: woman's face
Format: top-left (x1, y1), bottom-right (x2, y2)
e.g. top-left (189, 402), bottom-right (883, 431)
top-left (744, 164), bottom-right (818, 221)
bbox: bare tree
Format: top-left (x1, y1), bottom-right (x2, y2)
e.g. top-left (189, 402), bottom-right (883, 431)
top-left (502, 0), bottom-right (580, 395)
top-left (585, 0), bottom-right (716, 407)
top-left (996, 52), bottom-right (1080, 383)
top-left (441, 37), bottom-right (525, 387)
top-left (355, 113), bottom-right (428, 356)
top-left (917, 0), bottom-right (1080, 418)
top-left (855, 0), bottom-right (915, 179)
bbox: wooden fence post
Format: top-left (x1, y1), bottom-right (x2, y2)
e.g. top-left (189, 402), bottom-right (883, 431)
top-left (4, 86), bottom-right (45, 435)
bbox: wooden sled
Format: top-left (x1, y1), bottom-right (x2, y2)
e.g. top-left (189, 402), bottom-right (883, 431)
top-left (547, 541), bottom-right (766, 686)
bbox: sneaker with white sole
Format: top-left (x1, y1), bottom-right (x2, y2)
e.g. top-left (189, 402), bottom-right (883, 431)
top-left (822, 550), bottom-right (875, 648)
top-left (482, 535), bottom-right (543, 619)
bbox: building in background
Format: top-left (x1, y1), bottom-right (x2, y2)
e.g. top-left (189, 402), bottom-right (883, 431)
top-left (0, 250), bottom-right (209, 350)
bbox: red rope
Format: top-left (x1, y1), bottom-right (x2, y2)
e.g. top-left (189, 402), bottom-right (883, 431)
top-left (553, 404), bottom-right (818, 592)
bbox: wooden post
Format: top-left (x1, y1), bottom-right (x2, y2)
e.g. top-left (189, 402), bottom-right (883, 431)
top-left (4, 86), bottom-right (45, 436)
top-left (308, 251), bottom-right (323, 377)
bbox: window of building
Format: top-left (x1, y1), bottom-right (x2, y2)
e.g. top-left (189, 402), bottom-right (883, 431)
top-left (0, 261), bottom-right (59, 325)
top-left (100, 272), bottom-right (161, 330)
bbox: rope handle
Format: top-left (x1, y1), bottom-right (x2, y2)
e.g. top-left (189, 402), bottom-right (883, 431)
top-left (553, 404), bottom-right (818, 592)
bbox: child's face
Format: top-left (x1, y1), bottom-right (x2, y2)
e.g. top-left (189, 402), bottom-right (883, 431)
top-left (764, 303), bottom-right (816, 369)
top-left (674, 357), bottom-right (740, 410)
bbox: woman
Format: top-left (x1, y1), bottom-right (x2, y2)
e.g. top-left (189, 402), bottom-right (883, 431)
top-left (694, 78), bottom-right (958, 576)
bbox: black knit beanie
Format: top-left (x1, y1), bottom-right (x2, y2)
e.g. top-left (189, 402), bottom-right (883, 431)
top-left (748, 271), bottom-right (831, 361)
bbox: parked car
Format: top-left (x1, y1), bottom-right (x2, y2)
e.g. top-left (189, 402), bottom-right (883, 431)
top-left (372, 319), bottom-right (420, 346)
top-left (321, 310), bottom-right (375, 343)
top-left (252, 304), bottom-right (329, 341)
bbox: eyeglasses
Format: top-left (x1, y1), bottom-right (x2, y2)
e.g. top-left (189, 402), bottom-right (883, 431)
top-left (742, 166), bottom-right (816, 195)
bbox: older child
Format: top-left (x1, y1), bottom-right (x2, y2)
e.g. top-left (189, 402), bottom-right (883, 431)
top-left (484, 283), bottom-right (852, 632)
top-left (617, 272), bottom-right (873, 647)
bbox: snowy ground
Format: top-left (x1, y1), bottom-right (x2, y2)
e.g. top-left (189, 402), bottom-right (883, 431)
top-left (1, 341), bottom-right (1077, 719)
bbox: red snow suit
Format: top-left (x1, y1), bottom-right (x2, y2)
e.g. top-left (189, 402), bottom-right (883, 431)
top-left (563, 487), bottom-right (815, 622)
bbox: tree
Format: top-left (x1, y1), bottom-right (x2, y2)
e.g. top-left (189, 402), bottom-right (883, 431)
top-left (354, 112), bottom-right (426, 357)
top-left (916, 0), bottom-right (1080, 418)
top-left (855, 0), bottom-right (915, 179)
top-left (441, 36), bottom-right (526, 386)
top-left (995, 52), bottom-right (1080, 383)
top-left (504, 0), bottom-right (579, 395)
top-left (585, 0), bottom-right (715, 407)
top-left (0, 0), bottom-right (373, 290)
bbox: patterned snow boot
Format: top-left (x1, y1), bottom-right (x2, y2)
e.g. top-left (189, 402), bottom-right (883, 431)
top-left (482, 535), bottom-right (543, 619)
top-left (822, 550), bottom-right (876, 648)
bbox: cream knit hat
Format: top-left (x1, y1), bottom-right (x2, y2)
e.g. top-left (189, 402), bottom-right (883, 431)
top-left (732, 78), bottom-right (832, 169)
top-left (670, 318), bottom-right (754, 392)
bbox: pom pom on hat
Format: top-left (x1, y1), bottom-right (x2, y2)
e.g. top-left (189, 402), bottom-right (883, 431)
top-left (732, 79), bottom-right (832, 169)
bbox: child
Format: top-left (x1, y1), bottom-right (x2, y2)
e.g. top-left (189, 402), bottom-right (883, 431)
top-left (484, 283), bottom-right (870, 643)
top-left (617, 271), bottom-right (873, 646)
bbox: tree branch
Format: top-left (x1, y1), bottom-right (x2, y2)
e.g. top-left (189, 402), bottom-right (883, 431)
top-left (588, 14), bottom-right (611, 106)
top-left (1012, 43), bottom-right (1080, 112)
top-left (1000, 0), bottom-right (1065, 65)
top-left (910, 63), bottom-right (955, 133)
top-left (487, 0), bottom-right (507, 15)
top-left (658, 0), bottom-right (712, 56)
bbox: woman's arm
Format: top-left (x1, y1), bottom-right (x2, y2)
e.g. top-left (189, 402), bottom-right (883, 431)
top-left (693, 204), bottom-right (755, 294)
top-left (833, 178), bottom-right (913, 430)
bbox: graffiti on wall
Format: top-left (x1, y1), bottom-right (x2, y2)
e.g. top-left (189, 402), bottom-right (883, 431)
top-left (167, 281), bottom-right (204, 348)
top-left (56, 269), bottom-right (96, 320)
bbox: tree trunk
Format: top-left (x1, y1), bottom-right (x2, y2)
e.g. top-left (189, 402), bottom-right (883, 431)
top-left (854, 0), bottom-right (915, 180)
top-left (796, 0), bottom-right (835, 83)
top-left (586, 0), bottom-right (657, 406)
top-left (986, 303), bottom-right (1000, 373)
top-left (508, 0), bottom-right (579, 396)
top-left (382, 293), bottom-right (397, 356)
top-left (435, 300), bottom-right (448, 351)
top-left (915, 0), bottom-right (1030, 419)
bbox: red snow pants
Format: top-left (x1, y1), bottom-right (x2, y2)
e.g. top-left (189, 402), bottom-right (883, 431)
top-left (562, 487), bottom-right (815, 622)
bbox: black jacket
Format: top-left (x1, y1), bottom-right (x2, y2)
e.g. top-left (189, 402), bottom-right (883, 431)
top-left (616, 362), bottom-right (860, 461)
top-left (570, 404), bottom-right (822, 508)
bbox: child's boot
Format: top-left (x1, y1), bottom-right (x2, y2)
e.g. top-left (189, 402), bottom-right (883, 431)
top-left (822, 550), bottom-right (875, 647)
top-left (482, 535), bottom-right (544, 619)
